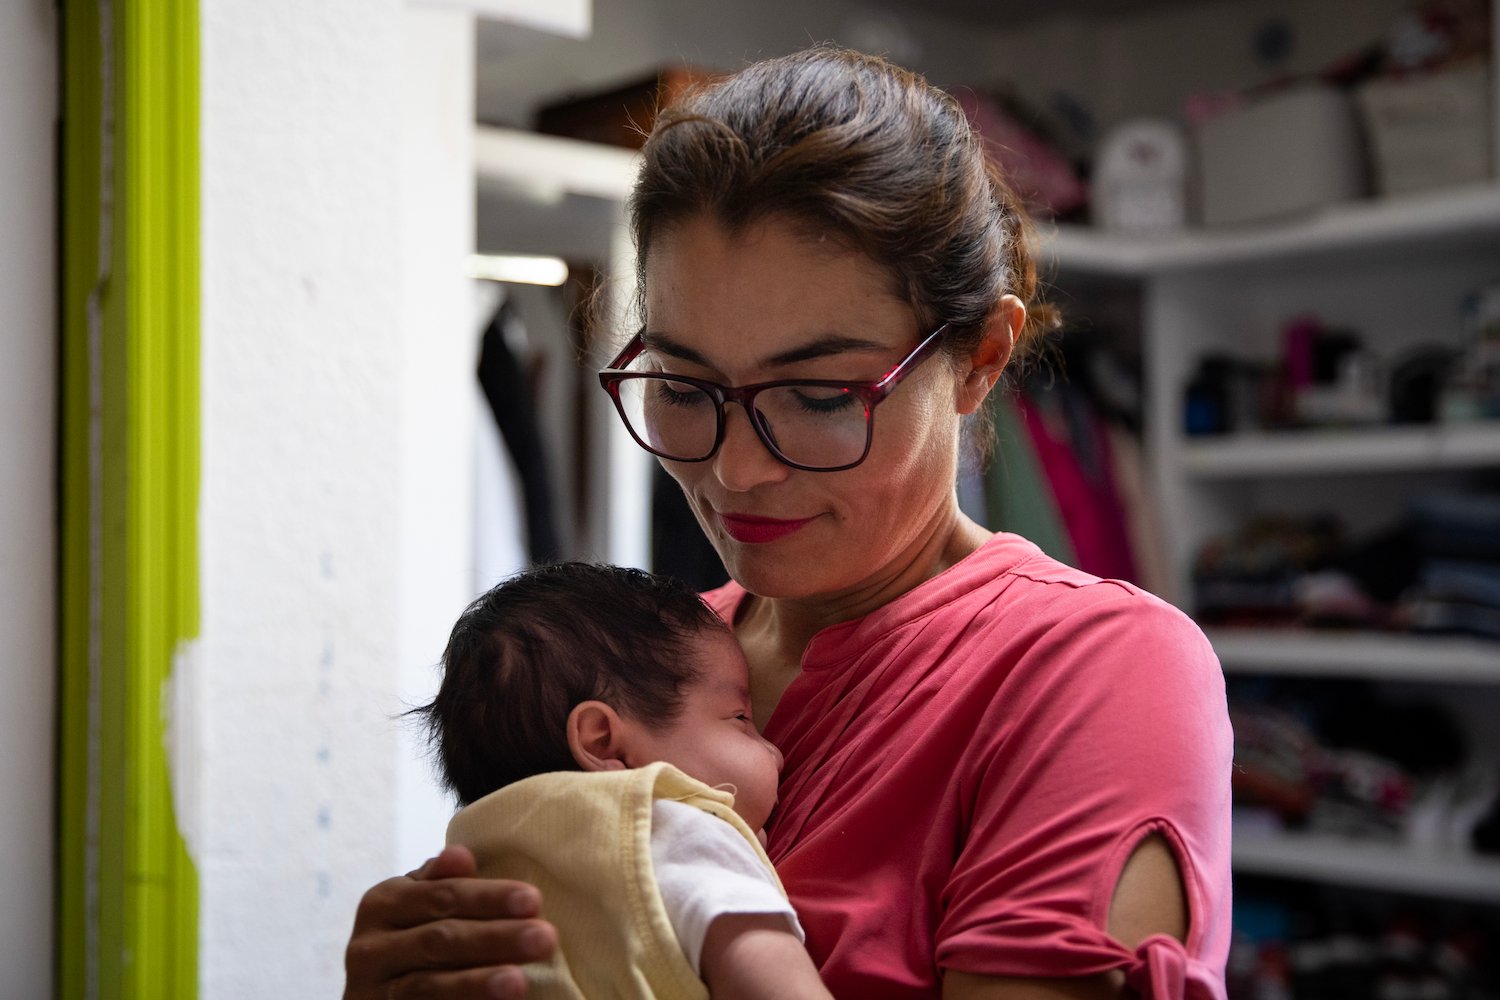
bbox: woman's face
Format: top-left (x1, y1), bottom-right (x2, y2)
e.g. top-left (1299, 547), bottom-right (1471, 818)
top-left (640, 213), bottom-right (975, 602)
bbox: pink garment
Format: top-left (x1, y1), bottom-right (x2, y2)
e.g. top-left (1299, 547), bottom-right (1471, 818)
top-left (703, 532), bottom-right (1232, 999)
top-left (1018, 393), bottom-right (1140, 585)
top-left (954, 90), bottom-right (1089, 220)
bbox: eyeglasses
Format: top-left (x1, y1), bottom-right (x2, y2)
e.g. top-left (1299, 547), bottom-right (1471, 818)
top-left (597, 324), bottom-right (950, 472)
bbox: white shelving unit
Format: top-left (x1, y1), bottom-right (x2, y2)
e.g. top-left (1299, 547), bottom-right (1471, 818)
top-left (1180, 423), bottom-right (1500, 478)
top-left (1208, 628), bottom-right (1500, 684)
top-left (1233, 831), bottom-right (1500, 904)
top-left (1047, 182), bottom-right (1500, 903)
top-left (1045, 181), bottom-right (1500, 598)
top-left (1045, 181), bottom-right (1500, 277)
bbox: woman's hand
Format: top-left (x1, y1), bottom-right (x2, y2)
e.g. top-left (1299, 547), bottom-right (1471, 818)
top-left (343, 845), bottom-right (558, 1000)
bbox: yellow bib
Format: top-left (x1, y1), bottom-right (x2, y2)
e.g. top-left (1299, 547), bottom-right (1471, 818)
top-left (446, 761), bottom-right (783, 1000)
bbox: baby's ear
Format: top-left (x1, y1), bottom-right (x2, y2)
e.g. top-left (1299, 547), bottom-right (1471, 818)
top-left (567, 701), bottom-right (630, 772)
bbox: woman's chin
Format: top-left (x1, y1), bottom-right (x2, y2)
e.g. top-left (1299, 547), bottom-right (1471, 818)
top-left (723, 555), bottom-right (836, 601)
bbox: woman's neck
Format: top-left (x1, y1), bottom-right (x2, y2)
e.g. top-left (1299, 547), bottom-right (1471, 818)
top-left (737, 509), bottom-right (992, 719)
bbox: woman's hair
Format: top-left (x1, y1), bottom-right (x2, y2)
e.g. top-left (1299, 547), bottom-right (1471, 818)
top-left (410, 561), bottom-right (729, 806)
top-left (629, 46), bottom-right (1056, 461)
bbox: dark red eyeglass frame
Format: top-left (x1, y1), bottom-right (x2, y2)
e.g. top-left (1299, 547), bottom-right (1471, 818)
top-left (596, 323), bottom-right (950, 472)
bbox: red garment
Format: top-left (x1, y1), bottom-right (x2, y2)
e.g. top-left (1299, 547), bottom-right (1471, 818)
top-left (1017, 392), bottom-right (1140, 585)
top-left (703, 532), bottom-right (1232, 999)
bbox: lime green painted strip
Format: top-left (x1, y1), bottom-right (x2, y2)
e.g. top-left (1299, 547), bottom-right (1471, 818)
top-left (60, 1), bottom-right (200, 997)
top-left (123, 0), bottom-right (201, 994)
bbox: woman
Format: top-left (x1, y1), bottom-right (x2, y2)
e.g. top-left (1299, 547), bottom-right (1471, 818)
top-left (345, 47), bottom-right (1232, 1000)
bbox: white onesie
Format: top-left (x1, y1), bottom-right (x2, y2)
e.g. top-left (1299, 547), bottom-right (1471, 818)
top-left (650, 799), bottom-right (803, 973)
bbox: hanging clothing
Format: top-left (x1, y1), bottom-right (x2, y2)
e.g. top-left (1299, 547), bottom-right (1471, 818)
top-left (1017, 390), bottom-right (1139, 585)
top-left (984, 395), bottom-right (1079, 568)
top-left (477, 299), bottom-right (563, 564)
top-left (653, 464), bottom-right (729, 592)
top-left (1104, 423), bottom-right (1174, 602)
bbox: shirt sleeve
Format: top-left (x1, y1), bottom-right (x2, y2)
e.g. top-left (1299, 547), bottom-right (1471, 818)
top-left (935, 587), bottom-right (1234, 984)
top-left (650, 799), bottom-right (805, 976)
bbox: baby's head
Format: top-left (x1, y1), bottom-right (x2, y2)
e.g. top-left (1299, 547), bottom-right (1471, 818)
top-left (414, 562), bottom-right (782, 830)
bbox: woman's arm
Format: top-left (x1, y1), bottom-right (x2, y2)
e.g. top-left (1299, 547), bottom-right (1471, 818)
top-left (343, 845), bottom-right (558, 1000)
top-left (943, 836), bottom-right (1188, 1000)
top-left (943, 971), bottom-right (1123, 1000)
top-left (699, 914), bottom-right (835, 1000)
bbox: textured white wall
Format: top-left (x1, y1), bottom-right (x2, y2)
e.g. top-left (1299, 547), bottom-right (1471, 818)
top-left (0, 0), bottom-right (56, 993)
top-left (199, 2), bottom-right (476, 993)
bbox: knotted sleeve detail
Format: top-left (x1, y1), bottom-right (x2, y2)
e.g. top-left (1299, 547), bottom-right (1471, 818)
top-left (1121, 935), bottom-right (1225, 1000)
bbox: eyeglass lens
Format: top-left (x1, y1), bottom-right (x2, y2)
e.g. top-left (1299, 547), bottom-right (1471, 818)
top-left (612, 376), bottom-right (871, 469)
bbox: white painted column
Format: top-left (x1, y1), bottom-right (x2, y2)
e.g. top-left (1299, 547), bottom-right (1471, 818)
top-left (0, 1), bottom-right (57, 994)
top-left (198, 2), bottom-right (478, 993)
top-left (392, 5), bottom-right (482, 870)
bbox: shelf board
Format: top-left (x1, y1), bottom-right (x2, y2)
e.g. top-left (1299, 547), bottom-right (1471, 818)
top-left (1233, 829), bottom-right (1500, 903)
top-left (1207, 628), bottom-right (1500, 684)
top-left (1045, 182), bottom-right (1500, 277)
top-left (1179, 423), bottom-right (1500, 477)
top-left (475, 126), bottom-right (640, 202)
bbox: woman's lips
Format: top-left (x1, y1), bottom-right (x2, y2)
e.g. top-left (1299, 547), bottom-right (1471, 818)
top-left (717, 512), bottom-right (816, 544)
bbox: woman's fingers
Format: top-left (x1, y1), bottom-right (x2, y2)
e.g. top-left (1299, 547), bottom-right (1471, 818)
top-left (345, 915), bottom-right (557, 998)
top-left (372, 964), bottom-right (530, 1000)
top-left (344, 847), bottom-right (557, 999)
top-left (358, 872), bottom-right (541, 932)
top-left (409, 844), bottom-right (479, 881)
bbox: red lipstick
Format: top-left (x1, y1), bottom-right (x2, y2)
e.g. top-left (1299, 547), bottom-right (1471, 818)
top-left (718, 512), bottom-right (815, 544)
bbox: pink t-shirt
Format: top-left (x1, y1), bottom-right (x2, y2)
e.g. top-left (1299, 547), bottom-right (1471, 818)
top-left (703, 532), bottom-right (1232, 999)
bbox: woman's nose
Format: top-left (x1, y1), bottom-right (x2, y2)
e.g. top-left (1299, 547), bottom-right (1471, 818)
top-left (712, 404), bottom-right (789, 492)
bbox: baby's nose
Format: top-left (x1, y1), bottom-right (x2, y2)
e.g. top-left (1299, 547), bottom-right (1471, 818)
top-left (765, 738), bottom-right (784, 771)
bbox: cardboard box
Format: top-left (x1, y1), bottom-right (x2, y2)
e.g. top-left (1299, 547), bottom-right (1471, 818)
top-left (1357, 62), bottom-right (1493, 196)
top-left (1195, 84), bottom-right (1367, 226)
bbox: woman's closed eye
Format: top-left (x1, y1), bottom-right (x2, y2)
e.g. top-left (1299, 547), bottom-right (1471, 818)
top-left (788, 386), bottom-right (859, 415)
top-left (649, 379), bottom-right (711, 408)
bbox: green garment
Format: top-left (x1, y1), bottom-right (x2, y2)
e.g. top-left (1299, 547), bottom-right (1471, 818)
top-left (984, 396), bottom-right (1079, 567)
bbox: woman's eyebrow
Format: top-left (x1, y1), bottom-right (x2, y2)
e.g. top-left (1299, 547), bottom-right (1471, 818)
top-left (641, 331), bottom-right (889, 369)
top-left (639, 332), bottom-right (711, 366)
top-left (764, 334), bottom-right (888, 367)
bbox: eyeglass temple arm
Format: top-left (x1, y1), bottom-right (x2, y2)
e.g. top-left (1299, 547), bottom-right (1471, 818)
top-left (602, 331), bottom-right (647, 371)
top-left (869, 323), bottom-right (950, 400)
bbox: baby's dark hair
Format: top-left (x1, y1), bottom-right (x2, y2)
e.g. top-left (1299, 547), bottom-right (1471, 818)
top-left (411, 561), bottom-right (730, 806)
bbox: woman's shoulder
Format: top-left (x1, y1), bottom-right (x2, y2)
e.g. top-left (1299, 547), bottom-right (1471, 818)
top-left (948, 532), bottom-right (1193, 626)
top-left (943, 534), bottom-right (1220, 681)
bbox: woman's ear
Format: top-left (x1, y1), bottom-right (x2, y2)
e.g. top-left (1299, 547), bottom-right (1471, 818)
top-left (957, 294), bottom-right (1025, 415)
top-left (567, 701), bottom-right (630, 772)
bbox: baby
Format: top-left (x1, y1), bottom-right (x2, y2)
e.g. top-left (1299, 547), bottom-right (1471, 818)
top-left (411, 561), bottom-right (830, 1000)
